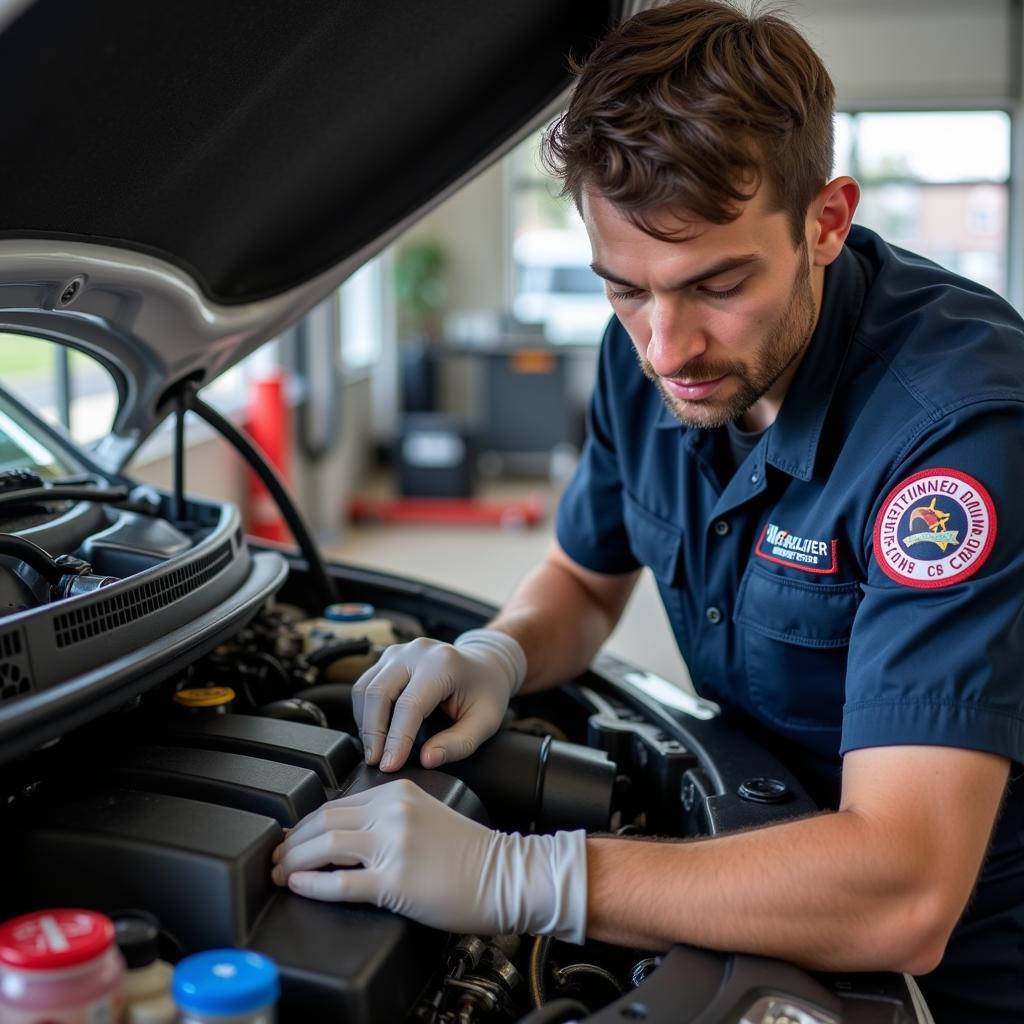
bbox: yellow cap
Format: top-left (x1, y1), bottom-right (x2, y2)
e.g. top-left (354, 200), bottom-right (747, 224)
top-left (173, 686), bottom-right (236, 708)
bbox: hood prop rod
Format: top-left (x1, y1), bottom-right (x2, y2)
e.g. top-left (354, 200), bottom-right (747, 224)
top-left (182, 388), bottom-right (337, 610)
top-left (173, 386), bottom-right (188, 524)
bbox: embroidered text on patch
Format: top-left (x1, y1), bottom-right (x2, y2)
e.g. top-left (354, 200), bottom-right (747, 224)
top-left (755, 523), bottom-right (839, 574)
top-left (873, 468), bottom-right (996, 589)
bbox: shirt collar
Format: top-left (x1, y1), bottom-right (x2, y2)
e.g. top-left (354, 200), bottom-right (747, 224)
top-left (764, 243), bottom-right (867, 480)
top-left (655, 243), bottom-right (868, 481)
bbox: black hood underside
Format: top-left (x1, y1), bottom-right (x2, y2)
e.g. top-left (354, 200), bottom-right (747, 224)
top-left (0, 0), bottom-right (620, 304)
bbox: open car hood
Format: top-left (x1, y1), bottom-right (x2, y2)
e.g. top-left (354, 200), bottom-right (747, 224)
top-left (0, 0), bottom-right (644, 467)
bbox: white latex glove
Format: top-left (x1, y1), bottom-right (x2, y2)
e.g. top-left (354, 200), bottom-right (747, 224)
top-left (352, 629), bottom-right (527, 772)
top-left (271, 779), bottom-right (587, 943)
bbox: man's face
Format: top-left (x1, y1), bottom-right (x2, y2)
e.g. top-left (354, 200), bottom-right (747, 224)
top-left (582, 186), bottom-right (820, 430)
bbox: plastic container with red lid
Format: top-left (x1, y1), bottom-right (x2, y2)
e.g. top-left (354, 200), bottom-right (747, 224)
top-left (0, 908), bottom-right (125, 1023)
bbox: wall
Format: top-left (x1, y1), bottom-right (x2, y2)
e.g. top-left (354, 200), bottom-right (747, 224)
top-left (396, 161), bottom-right (508, 423)
top-left (797, 0), bottom-right (1014, 105)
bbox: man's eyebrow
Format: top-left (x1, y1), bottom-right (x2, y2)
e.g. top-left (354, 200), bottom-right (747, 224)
top-left (589, 254), bottom-right (763, 292)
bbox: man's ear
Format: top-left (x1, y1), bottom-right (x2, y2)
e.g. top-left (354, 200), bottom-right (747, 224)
top-left (807, 176), bottom-right (860, 267)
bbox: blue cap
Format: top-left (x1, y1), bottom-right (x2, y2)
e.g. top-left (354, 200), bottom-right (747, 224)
top-left (173, 949), bottom-right (279, 1015)
top-left (323, 602), bottom-right (375, 622)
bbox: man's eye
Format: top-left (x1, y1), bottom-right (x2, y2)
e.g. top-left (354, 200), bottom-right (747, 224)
top-left (701, 282), bottom-right (745, 300)
top-left (607, 286), bottom-right (643, 301)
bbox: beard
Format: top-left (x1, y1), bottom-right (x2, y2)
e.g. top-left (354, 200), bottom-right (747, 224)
top-left (639, 245), bottom-right (817, 430)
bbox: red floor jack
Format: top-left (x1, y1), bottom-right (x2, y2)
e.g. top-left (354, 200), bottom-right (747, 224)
top-left (347, 492), bottom-right (547, 529)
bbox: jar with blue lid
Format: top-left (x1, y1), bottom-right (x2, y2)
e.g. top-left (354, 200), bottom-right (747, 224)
top-left (172, 949), bottom-right (279, 1023)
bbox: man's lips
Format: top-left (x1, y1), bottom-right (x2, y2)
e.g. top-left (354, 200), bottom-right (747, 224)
top-left (663, 375), bottom-right (727, 401)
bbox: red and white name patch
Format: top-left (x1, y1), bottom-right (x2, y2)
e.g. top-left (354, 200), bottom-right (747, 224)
top-left (873, 468), bottom-right (996, 589)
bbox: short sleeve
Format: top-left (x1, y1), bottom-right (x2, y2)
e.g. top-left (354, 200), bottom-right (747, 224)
top-left (555, 320), bottom-right (642, 576)
top-left (842, 403), bottom-right (1024, 761)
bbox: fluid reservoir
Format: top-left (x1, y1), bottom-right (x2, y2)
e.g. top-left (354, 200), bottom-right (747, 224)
top-left (0, 908), bottom-right (125, 1023)
top-left (295, 603), bottom-right (399, 682)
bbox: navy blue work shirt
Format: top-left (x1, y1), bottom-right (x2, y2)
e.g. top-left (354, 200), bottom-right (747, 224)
top-left (556, 226), bottom-right (1024, 1021)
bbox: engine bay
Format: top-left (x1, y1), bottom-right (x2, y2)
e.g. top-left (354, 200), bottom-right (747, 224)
top-left (0, 475), bottom-right (925, 1022)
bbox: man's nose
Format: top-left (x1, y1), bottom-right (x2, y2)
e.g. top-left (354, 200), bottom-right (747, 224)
top-left (645, 301), bottom-right (707, 378)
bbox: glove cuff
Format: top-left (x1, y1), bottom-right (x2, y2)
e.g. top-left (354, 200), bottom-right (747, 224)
top-left (454, 628), bottom-right (528, 696)
top-left (516, 829), bottom-right (589, 944)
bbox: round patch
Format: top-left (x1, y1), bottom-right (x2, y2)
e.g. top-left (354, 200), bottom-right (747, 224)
top-left (873, 468), bottom-right (996, 589)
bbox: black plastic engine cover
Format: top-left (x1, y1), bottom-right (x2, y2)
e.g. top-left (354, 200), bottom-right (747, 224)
top-left (5, 787), bottom-right (278, 950)
top-left (108, 745), bottom-right (327, 826)
top-left (2, 737), bottom-right (490, 1023)
top-left (165, 713), bottom-right (362, 788)
top-left (249, 891), bottom-right (441, 1023)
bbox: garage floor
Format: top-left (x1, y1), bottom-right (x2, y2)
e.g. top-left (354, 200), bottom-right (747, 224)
top-left (325, 474), bottom-right (693, 691)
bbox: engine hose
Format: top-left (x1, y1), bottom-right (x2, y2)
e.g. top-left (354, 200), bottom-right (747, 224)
top-left (0, 533), bottom-right (63, 584)
top-left (306, 636), bottom-right (372, 669)
top-left (187, 393), bottom-right (336, 609)
top-left (0, 485), bottom-right (131, 511)
top-left (528, 935), bottom-right (554, 1009)
top-left (515, 997), bottom-right (590, 1024)
top-left (553, 963), bottom-right (624, 998)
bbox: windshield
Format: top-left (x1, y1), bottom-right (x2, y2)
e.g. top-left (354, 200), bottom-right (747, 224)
top-left (0, 395), bottom-right (75, 478)
top-left (1, 333), bottom-right (117, 445)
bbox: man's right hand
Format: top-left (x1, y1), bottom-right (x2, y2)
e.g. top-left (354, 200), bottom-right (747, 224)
top-left (352, 628), bottom-right (527, 772)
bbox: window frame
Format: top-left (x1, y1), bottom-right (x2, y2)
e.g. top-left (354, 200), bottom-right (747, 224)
top-left (835, 103), bottom-right (1016, 304)
top-left (505, 104), bottom-right (1019, 312)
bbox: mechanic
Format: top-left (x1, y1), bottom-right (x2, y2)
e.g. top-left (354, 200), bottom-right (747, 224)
top-left (272, 2), bottom-right (1024, 1019)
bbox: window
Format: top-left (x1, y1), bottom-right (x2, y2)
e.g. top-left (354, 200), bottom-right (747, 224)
top-left (340, 255), bottom-right (385, 370)
top-left (507, 131), bottom-right (611, 345)
top-left (508, 110), bottom-right (1014, 322)
top-left (0, 334), bottom-right (117, 445)
top-left (0, 393), bottom-right (75, 478)
top-left (834, 111), bottom-right (1012, 297)
top-left (0, 330), bottom-right (291, 455)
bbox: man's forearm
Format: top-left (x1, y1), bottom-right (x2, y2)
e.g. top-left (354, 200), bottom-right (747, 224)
top-left (585, 809), bottom-right (951, 974)
top-left (488, 558), bottom-right (630, 695)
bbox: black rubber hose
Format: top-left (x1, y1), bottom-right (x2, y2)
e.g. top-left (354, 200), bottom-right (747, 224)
top-left (0, 486), bottom-right (130, 511)
top-left (515, 998), bottom-right (589, 1024)
top-left (529, 936), bottom-right (554, 1009)
top-left (187, 394), bottom-right (336, 609)
top-left (306, 637), bottom-right (372, 669)
top-left (553, 963), bottom-right (624, 997)
top-left (292, 683), bottom-right (357, 733)
top-left (0, 533), bottom-right (63, 584)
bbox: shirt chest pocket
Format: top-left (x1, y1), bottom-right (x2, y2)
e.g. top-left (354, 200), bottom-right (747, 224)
top-left (621, 492), bottom-right (685, 586)
top-left (733, 565), bottom-right (861, 731)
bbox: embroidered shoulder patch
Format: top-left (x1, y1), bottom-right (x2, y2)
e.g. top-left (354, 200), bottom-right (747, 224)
top-left (873, 468), bottom-right (996, 589)
top-left (755, 523), bottom-right (838, 574)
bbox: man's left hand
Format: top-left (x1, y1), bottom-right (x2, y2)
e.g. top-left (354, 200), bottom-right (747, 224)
top-left (272, 778), bottom-right (588, 942)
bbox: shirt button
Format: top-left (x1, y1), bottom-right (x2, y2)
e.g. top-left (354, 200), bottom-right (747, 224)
top-left (713, 520), bottom-right (730, 536)
top-left (750, 471), bottom-right (760, 484)
top-left (706, 606), bottom-right (723, 625)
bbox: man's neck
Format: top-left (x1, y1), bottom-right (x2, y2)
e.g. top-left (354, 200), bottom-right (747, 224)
top-left (740, 262), bottom-right (827, 432)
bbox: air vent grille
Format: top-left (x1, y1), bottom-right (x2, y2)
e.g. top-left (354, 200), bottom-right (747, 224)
top-left (0, 627), bottom-right (33, 702)
top-left (53, 541), bottom-right (234, 648)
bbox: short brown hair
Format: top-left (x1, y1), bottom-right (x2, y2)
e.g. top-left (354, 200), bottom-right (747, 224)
top-left (542, 0), bottom-right (835, 244)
